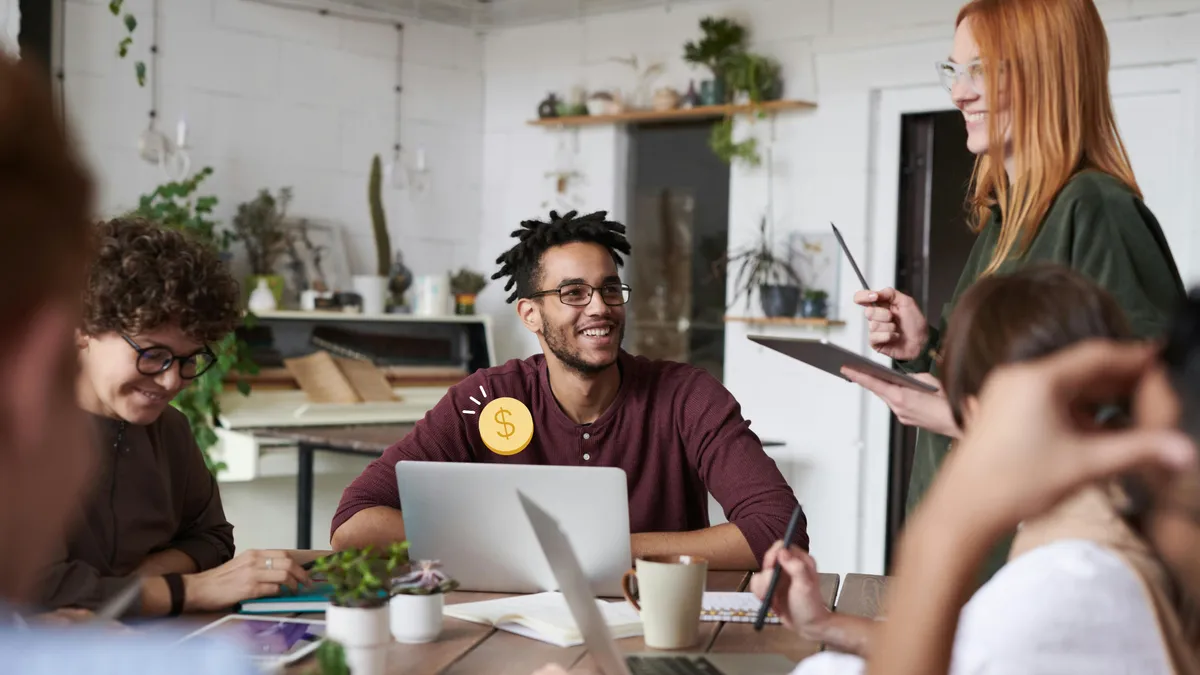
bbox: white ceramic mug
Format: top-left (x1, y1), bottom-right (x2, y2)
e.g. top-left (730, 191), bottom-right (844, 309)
top-left (621, 555), bottom-right (708, 650)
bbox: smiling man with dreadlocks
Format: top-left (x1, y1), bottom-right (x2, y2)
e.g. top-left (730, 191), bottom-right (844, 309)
top-left (331, 210), bottom-right (804, 569)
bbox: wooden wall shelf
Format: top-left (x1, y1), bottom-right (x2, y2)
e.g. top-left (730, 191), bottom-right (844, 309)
top-left (724, 316), bottom-right (846, 328)
top-left (527, 99), bottom-right (816, 127)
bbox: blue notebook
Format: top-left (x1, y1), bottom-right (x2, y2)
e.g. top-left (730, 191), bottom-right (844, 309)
top-left (238, 583), bottom-right (333, 615)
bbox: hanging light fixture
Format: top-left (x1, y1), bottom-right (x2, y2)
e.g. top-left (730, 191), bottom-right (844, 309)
top-left (136, 0), bottom-right (191, 181)
top-left (386, 22), bottom-right (430, 194)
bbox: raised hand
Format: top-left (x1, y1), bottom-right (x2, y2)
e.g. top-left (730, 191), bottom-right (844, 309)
top-left (853, 288), bottom-right (929, 362)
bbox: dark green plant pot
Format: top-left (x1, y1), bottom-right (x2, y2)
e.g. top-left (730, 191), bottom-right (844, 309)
top-left (759, 284), bottom-right (800, 318)
top-left (700, 78), bottom-right (727, 106)
top-left (800, 296), bottom-right (828, 318)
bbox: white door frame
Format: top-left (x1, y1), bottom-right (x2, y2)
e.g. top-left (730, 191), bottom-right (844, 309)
top-left (860, 83), bottom-right (953, 574)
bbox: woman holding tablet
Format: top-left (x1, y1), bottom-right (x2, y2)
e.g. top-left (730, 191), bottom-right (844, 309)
top-left (845, 0), bottom-right (1185, 579)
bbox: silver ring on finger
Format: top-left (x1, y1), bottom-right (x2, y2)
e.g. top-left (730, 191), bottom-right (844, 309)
top-left (265, 557), bottom-right (274, 570)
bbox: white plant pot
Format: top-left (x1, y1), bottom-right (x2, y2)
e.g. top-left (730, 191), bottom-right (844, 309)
top-left (326, 605), bottom-right (391, 647)
top-left (325, 605), bottom-right (390, 675)
top-left (389, 593), bottom-right (444, 644)
top-left (352, 274), bottom-right (389, 315)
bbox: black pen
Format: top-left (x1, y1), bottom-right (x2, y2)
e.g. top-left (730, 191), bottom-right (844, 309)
top-left (754, 504), bottom-right (804, 631)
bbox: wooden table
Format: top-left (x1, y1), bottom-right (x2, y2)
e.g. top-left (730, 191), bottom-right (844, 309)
top-left (269, 570), bottom-right (835, 674)
top-left (255, 424), bottom-right (416, 548)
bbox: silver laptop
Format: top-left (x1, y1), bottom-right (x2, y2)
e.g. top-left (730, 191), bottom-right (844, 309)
top-left (395, 460), bottom-right (631, 597)
top-left (518, 491), bottom-right (796, 675)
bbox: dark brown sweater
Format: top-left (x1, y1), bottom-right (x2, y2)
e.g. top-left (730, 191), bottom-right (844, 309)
top-left (333, 350), bottom-right (805, 565)
top-left (38, 407), bottom-right (235, 610)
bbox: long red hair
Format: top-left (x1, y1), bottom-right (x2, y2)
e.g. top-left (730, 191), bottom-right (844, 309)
top-left (957, 0), bottom-right (1139, 275)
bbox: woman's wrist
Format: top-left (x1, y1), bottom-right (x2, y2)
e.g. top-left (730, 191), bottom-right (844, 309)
top-left (181, 572), bottom-right (204, 612)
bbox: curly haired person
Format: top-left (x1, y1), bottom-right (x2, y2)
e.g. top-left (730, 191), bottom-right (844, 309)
top-left (331, 209), bottom-right (804, 569)
top-left (39, 218), bottom-right (311, 617)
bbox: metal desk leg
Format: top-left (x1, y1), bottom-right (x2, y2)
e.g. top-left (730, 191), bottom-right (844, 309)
top-left (297, 443), bottom-right (315, 550)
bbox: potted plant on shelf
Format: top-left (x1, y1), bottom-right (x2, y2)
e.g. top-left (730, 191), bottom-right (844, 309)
top-left (683, 16), bottom-right (747, 106)
top-left (353, 154), bottom-right (392, 315)
top-left (715, 216), bottom-right (803, 318)
top-left (311, 543), bottom-right (409, 675)
top-left (801, 289), bottom-right (829, 319)
top-left (232, 187), bottom-right (292, 311)
top-left (389, 558), bottom-right (459, 644)
top-left (449, 268), bottom-right (487, 315)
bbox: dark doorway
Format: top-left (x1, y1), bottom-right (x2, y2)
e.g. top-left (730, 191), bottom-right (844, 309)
top-left (625, 121), bottom-right (731, 381)
top-left (884, 110), bottom-right (977, 570)
top-left (18, 0), bottom-right (54, 78)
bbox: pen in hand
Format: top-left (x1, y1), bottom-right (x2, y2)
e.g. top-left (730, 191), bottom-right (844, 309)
top-left (754, 503), bottom-right (805, 631)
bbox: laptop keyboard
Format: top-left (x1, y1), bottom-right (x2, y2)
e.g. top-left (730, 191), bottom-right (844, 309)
top-left (626, 656), bottom-right (723, 675)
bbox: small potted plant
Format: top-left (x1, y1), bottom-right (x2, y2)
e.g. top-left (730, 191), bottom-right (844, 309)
top-left (449, 268), bottom-right (487, 315)
top-left (232, 187), bottom-right (292, 309)
top-left (683, 16), bottom-right (747, 105)
top-left (389, 559), bottom-right (459, 644)
top-left (801, 289), bottom-right (829, 318)
top-left (715, 216), bottom-right (803, 318)
top-left (311, 542), bottom-right (409, 675)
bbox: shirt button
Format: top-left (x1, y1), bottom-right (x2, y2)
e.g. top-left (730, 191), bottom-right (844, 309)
top-left (583, 433), bottom-right (590, 440)
top-left (583, 453), bottom-right (591, 461)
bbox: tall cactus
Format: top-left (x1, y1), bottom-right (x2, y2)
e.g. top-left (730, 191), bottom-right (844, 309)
top-left (369, 154), bottom-right (391, 276)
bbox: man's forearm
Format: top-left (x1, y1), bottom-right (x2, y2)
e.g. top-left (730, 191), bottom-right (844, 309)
top-left (803, 614), bottom-right (878, 658)
top-left (330, 506), bottom-right (407, 552)
top-left (135, 549), bottom-right (199, 576)
top-left (630, 523), bottom-right (756, 570)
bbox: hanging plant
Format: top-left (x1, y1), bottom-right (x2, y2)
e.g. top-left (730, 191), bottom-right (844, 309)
top-left (109, 0), bottom-right (147, 87)
top-left (710, 120), bottom-right (760, 167)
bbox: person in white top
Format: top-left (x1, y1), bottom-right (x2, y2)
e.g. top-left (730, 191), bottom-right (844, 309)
top-left (748, 264), bottom-right (1193, 675)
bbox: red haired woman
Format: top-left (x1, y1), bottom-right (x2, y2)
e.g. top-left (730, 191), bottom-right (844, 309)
top-left (844, 0), bottom-right (1187, 580)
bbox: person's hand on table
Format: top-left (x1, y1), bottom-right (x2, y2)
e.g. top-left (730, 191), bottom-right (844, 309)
top-left (183, 550), bottom-right (310, 612)
top-left (841, 369), bottom-right (960, 438)
top-left (854, 288), bottom-right (929, 361)
top-left (748, 541), bottom-right (830, 636)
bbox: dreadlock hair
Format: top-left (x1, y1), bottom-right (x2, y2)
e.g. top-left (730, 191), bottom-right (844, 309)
top-left (492, 209), bottom-right (632, 304)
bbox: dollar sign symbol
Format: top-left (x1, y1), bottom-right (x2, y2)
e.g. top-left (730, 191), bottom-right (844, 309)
top-left (494, 408), bottom-right (516, 440)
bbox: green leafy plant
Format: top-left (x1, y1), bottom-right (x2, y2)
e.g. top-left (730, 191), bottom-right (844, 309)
top-left (232, 187), bottom-right (293, 276)
top-left (314, 640), bottom-right (349, 675)
top-left (449, 268), bottom-right (487, 296)
top-left (391, 559), bottom-right (459, 596)
top-left (683, 16), bottom-right (747, 79)
top-left (368, 154), bottom-right (391, 277)
top-left (709, 121), bottom-right (760, 167)
top-left (311, 543), bottom-right (411, 608)
top-left (803, 289), bottom-right (828, 302)
top-left (131, 167), bottom-right (259, 475)
top-left (724, 52), bottom-right (782, 104)
top-left (713, 215), bottom-right (802, 311)
top-left (109, 0), bottom-right (146, 87)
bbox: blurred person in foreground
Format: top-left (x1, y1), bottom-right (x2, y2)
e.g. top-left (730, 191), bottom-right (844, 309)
top-left (865, 291), bottom-right (1200, 674)
top-left (749, 265), bottom-right (1200, 674)
top-left (0, 53), bottom-right (253, 673)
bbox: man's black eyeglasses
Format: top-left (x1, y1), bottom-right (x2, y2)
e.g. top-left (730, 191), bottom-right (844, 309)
top-left (122, 335), bottom-right (216, 380)
top-left (526, 282), bottom-right (631, 307)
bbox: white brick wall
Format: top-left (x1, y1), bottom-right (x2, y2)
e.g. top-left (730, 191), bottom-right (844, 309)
top-left (479, 0), bottom-right (1200, 576)
top-left (62, 0), bottom-right (484, 279)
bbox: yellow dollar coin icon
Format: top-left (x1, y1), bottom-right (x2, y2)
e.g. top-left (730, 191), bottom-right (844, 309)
top-left (479, 397), bottom-right (534, 456)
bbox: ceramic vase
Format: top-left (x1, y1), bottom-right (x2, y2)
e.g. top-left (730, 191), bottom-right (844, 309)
top-left (389, 593), bottom-right (444, 644)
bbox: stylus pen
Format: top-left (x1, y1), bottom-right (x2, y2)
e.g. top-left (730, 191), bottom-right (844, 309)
top-left (754, 503), bottom-right (805, 631)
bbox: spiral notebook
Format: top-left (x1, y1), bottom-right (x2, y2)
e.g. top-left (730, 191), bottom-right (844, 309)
top-left (700, 592), bottom-right (781, 624)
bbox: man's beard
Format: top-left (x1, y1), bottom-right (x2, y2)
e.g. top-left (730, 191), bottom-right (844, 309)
top-left (542, 319), bottom-right (624, 375)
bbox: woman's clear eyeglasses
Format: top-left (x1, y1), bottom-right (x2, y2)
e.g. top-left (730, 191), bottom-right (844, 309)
top-left (934, 59), bottom-right (986, 95)
top-left (527, 282), bottom-right (631, 307)
top-left (122, 334), bottom-right (216, 379)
